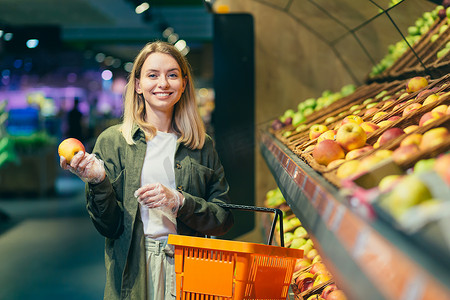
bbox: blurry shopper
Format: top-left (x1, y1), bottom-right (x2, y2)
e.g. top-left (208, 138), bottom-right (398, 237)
top-left (59, 41), bottom-right (233, 299)
top-left (67, 97), bottom-right (83, 140)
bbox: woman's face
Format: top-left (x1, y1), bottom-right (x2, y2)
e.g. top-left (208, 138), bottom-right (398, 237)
top-left (135, 52), bottom-right (186, 118)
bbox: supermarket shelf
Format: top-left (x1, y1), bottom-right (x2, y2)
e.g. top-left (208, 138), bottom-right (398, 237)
top-left (259, 131), bottom-right (450, 300)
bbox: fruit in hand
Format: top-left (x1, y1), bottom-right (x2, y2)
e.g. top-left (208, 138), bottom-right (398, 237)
top-left (58, 138), bottom-right (85, 163)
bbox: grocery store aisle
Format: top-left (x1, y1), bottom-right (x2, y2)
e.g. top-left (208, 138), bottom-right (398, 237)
top-left (0, 174), bottom-right (105, 300)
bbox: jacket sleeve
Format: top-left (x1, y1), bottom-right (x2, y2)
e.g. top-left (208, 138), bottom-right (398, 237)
top-left (177, 137), bottom-right (234, 236)
top-left (85, 127), bottom-right (124, 239)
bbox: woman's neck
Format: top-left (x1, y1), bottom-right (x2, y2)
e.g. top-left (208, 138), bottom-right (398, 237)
top-left (145, 109), bottom-right (173, 133)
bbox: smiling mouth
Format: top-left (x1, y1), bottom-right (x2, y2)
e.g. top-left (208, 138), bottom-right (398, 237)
top-left (154, 92), bottom-right (172, 97)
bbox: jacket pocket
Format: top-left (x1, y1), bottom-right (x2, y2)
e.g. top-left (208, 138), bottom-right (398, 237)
top-left (187, 159), bottom-right (214, 197)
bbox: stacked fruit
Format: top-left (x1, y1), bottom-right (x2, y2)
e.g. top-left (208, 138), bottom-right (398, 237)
top-left (264, 188), bottom-right (348, 300)
top-left (271, 84), bottom-right (356, 132)
top-left (331, 76), bottom-right (450, 181)
top-left (370, 3), bottom-right (446, 77)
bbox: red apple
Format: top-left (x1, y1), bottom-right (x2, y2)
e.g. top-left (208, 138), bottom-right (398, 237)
top-left (402, 103), bottom-right (422, 116)
top-left (419, 111), bottom-right (445, 126)
top-left (317, 129), bottom-right (337, 143)
top-left (321, 284), bottom-right (338, 299)
top-left (310, 124), bottom-right (329, 140)
top-left (360, 121), bottom-right (380, 133)
top-left (392, 144), bottom-right (420, 164)
top-left (406, 76), bottom-right (428, 93)
top-left (378, 127), bottom-right (405, 146)
top-left (327, 290), bottom-right (348, 300)
top-left (295, 272), bottom-right (315, 292)
top-left (313, 140), bottom-right (345, 166)
top-left (419, 127), bottom-right (449, 150)
top-left (364, 107), bottom-right (378, 117)
top-left (58, 138), bottom-right (85, 163)
top-left (336, 123), bottom-right (367, 151)
top-left (388, 116), bottom-right (402, 122)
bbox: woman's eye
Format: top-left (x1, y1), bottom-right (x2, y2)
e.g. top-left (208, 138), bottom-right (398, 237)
top-left (168, 73), bottom-right (178, 78)
top-left (148, 74), bottom-right (157, 78)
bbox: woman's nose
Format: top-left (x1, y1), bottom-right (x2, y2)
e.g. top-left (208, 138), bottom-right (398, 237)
top-left (158, 77), bottom-right (169, 88)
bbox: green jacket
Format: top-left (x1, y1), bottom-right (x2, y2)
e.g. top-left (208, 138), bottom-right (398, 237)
top-left (85, 124), bottom-right (234, 299)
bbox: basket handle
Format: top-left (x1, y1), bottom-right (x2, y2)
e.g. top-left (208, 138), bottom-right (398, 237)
top-left (217, 203), bottom-right (285, 247)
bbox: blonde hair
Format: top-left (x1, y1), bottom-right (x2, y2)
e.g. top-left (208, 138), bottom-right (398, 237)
top-left (121, 41), bottom-right (205, 149)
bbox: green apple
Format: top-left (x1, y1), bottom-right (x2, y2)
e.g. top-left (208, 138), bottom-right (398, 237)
top-left (294, 226), bottom-right (308, 238)
top-left (413, 158), bottom-right (436, 175)
top-left (381, 175), bottom-right (432, 218)
top-left (290, 237), bottom-right (307, 249)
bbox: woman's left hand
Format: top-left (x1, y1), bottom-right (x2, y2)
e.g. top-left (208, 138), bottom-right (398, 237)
top-left (134, 183), bottom-right (184, 213)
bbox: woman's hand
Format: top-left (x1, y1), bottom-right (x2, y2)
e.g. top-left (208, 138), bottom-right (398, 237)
top-left (134, 183), bottom-right (184, 213)
top-left (60, 151), bottom-right (106, 184)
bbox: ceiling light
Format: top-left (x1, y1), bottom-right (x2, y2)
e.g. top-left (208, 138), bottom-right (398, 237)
top-left (135, 2), bottom-right (150, 14)
top-left (3, 32), bottom-right (13, 41)
top-left (26, 39), bottom-right (39, 49)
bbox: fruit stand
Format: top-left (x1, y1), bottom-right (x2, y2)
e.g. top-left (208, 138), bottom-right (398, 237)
top-left (258, 2), bottom-right (450, 300)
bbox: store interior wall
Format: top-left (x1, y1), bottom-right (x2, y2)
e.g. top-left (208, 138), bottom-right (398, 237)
top-left (215, 0), bottom-right (436, 243)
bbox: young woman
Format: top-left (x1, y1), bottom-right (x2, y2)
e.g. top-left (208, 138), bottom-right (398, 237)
top-left (60, 41), bottom-right (234, 299)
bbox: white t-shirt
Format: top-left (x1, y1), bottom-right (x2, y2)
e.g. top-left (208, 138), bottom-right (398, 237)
top-left (139, 131), bottom-right (178, 239)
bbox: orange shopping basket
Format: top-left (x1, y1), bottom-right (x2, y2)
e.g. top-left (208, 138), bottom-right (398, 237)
top-left (168, 203), bottom-right (303, 299)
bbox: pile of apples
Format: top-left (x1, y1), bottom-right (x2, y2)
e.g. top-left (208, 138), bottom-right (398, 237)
top-left (264, 188), bottom-right (348, 300)
top-left (271, 84), bottom-right (356, 131)
top-left (304, 76), bottom-right (450, 182)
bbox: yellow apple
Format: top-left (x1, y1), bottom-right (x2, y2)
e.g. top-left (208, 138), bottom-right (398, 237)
top-left (404, 125), bottom-right (419, 134)
top-left (400, 133), bottom-right (422, 147)
top-left (406, 76), bottom-right (428, 93)
top-left (342, 115), bottom-right (363, 125)
top-left (419, 127), bottom-right (449, 150)
top-left (360, 121), bottom-right (380, 133)
top-left (336, 123), bottom-right (367, 151)
top-left (310, 124), bottom-right (328, 140)
top-left (377, 120), bottom-right (394, 127)
top-left (58, 138), bottom-right (85, 164)
top-left (336, 160), bottom-right (361, 179)
top-left (432, 104), bottom-right (448, 114)
top-left (372, 111), bottom-right (387, 121)
top-left (378, 174), bottom-right (402, 192)
top-left (423, 93), bottom-right (440, 106)
top-left (317, 129), bottom-right (337, 143)
top-left (327, 158), bottom-right (346, 169)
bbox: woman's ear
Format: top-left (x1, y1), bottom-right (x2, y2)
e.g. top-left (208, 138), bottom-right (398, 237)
top-left (182, 76), bottom-right (188, 92)
top-left (135, 78), bottom-right (142, 94)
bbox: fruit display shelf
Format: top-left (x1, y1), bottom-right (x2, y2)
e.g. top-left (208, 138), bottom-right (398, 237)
top-left (259, 131), bottom-right (450, 300)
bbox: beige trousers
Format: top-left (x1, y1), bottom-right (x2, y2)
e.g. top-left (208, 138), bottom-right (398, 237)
top-left (144, 237), bottom-right (176, 300)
